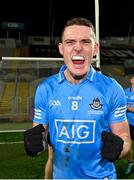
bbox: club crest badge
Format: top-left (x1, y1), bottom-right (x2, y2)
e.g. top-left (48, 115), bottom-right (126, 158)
top-left (90, 98), bottom-right (103, 110)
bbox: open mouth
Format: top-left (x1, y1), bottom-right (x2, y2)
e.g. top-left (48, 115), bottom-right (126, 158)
top-left (72, 55), bottom-right (85, 65)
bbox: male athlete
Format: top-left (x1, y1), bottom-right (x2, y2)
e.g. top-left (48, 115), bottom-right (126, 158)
top-left (24, 17), bottom-right (131, 179)
top-left (124, 74), bottom-right (134, 174)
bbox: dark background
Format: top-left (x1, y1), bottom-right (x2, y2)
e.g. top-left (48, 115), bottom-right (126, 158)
top-left (0, 0), bottom-right (133, 38)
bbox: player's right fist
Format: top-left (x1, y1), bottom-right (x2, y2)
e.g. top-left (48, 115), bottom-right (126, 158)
top-left (24, 124), bottom-right (46, 157)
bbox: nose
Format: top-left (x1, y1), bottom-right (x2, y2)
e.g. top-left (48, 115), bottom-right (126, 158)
top-left (74, 41), bottom-right (82, 52)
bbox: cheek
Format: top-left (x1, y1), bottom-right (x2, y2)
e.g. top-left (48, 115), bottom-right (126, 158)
top-left (86, 49), bottom-right (94, 58)
top-left (63, 48), bottom-right (72, 59)
top-left (63, 52), bottom-right (71, 65)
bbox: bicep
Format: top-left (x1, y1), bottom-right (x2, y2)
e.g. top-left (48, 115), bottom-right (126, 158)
top-left (110, 120), bottom-right (130, 139)
top-left (33, 122), bottom-right (40, 127)
top-left (127, 107), bottom-right (134, 112)
top-left (108, 83), bottom-right (127, 124)
top-left (33, 84), bottom-right (48, 124)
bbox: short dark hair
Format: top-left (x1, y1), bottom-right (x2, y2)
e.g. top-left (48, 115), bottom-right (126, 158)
top-left (60, 17), bottom-right (95, 42)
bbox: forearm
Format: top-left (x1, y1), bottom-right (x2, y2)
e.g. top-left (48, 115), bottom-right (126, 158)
top-left (119, 133), bottom-right (132, 159)
top-left (44, 146), bottom-right (53, 179)
top-left (110, 120), bottom-right (131, 159)
top-left (44, 159), bottom-right (53, 179)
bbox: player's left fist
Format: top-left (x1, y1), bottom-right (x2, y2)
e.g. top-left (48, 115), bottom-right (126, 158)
top-left (101, 131), bottom-right (124, 162)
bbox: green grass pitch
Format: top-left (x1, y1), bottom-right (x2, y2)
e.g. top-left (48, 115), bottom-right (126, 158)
top-left (0, 122), bottom-right (134, 179)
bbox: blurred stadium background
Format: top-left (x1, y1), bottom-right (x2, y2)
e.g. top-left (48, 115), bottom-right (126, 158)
top-left (0, 34), bottom-right (134, 180)
top-left (0, 35), bottom-right (134, 123)
top-left (0, 0), bottom-right (134, 178)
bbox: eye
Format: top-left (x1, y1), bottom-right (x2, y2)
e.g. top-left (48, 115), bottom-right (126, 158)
top-left (81, 39), bottom-right (92, 44)
top-left (64, 40), bottom-right (75, 45)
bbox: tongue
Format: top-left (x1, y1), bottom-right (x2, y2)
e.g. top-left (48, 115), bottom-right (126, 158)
top-left (73, 60), bottom-right (84, 64)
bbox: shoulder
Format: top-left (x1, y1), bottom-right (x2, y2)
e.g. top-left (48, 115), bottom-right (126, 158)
top-left (94, 72), bottom-right (125, 98)
top-left (35, 73), bottom-right (59, 95)
top-left (95, 72), bottom-right (120, 88)
top-left (40, 73), bottom-right (59, 86)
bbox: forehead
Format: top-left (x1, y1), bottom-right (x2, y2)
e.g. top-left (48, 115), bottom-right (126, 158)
top-left (63, 25), bottom-right (95, 40)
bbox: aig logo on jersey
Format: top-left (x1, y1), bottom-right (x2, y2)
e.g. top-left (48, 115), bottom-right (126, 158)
top-left (55, 119), bottom-right (96, 144)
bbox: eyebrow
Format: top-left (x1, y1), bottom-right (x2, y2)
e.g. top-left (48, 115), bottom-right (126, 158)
top-left (64, 37), bottom-right (94, 41)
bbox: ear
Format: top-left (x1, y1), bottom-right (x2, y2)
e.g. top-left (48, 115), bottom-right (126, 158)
top-left (93, 43), bottom-right (99, 57)
top-left (58, 43), bottom-right (63, 56)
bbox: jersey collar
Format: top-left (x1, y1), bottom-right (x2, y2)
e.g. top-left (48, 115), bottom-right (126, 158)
top-left (58, 65), bottom-right (96, 83)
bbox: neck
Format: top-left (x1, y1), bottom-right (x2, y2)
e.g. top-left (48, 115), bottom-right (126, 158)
top-left (64, 70), bottom-right (88, 84)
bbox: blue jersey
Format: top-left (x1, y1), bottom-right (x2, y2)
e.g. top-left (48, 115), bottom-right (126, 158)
top-left (124, 87), bottom-right (134, 126)
top-left (33, 65), bottom-right (127, 179)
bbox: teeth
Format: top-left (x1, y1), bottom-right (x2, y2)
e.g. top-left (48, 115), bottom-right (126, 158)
top-left (72, 56), bottom-right (84, 60)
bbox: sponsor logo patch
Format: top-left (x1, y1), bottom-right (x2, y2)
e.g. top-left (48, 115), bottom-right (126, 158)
top-left (55, 119), bottom-right (96, 144)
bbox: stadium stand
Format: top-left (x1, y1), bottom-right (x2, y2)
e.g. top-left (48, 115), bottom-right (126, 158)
top-left (16, 82), bottom-right (29, 114)
top-left (0, 82), bottom-right (15, 115)
top-left (0, 34), bottom-right (134, 122)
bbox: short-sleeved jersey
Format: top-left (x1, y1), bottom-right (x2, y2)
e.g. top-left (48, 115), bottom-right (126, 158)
top-left (33, 65), bottom-right (127, 179)
top-left (124, 87), bottom-right (134, 125)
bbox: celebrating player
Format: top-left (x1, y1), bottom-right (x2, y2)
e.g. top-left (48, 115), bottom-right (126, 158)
top-left (124, 74), bottom-right (134, 174)
top-left (24, 17), bottom-right (131, 179)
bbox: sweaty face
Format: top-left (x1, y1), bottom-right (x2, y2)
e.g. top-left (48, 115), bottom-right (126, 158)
top-left (58, 25), bottom-right (99, 82)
